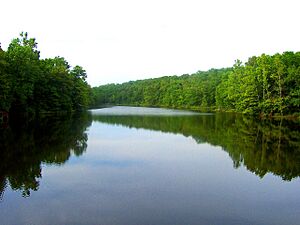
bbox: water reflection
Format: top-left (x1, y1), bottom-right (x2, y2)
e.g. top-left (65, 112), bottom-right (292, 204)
top-left (92, 113), bottom-right (300, 181)
top-left (0, 108), bottom-right (299, 201)
top-left (0, 113), bottom-right (92, 198)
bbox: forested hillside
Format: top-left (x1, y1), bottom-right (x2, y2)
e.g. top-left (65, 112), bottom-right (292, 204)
top-left (1, 33), bottom-right (299, 117)
top-left (0, 32), bottom-right (91, 114)
top-left (92, 52), bottom-right (300, 116)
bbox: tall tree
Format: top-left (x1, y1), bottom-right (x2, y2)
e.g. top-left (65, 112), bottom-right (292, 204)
top-left (0, 45), bottom-right (12, 111)
top-left (6, 32), bottom-right (41, 113)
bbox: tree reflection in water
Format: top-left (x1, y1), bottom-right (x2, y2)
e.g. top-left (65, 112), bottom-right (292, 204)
top-left (0, 112), bottom-right (92, 198)
top-left (0, 111), bottom-right (299, 200)
top-left (93, 113), bottom-right (300, 181)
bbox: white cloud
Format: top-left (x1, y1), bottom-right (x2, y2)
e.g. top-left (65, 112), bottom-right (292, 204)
top-left (1, 0), bottom-right (299, 86)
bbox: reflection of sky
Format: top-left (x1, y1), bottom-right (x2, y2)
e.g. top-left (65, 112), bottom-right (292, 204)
top-left (90, 106), bottom-right (213, 116)
top-left (1, 121), bottom-right (300, 225)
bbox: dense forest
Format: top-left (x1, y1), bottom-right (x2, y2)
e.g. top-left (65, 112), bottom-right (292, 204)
top-left (1, 33), bottom-right (299, 117)
top-left (0, 32), bottom-right (91, 114)
top-left (92, 52), bottom-right (300, 117)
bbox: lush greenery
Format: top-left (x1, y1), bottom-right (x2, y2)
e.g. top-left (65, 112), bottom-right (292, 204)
top-left (93, 112), bottom-right (300, 181)
top-left (2, 33), bottom-right (298, 116)
top-left (92, 52), bottom-right (300, 116)
top-left (0, 32), bottom-right (91, 114)
top-left (92, 69), bottom-right (230, 110)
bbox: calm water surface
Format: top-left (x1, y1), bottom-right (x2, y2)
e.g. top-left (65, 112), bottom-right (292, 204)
top-left (0, 106), bottom-right (300, 225)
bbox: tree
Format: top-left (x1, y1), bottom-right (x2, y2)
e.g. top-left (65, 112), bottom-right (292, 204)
top-left (91, 52), bottom-right (300, 116)
top-left (0, 45), bottom-right (12, 111)
top-left (71, 65), bottom-right (87, 81)
top-left (6, 32), bottom-right (41, 113)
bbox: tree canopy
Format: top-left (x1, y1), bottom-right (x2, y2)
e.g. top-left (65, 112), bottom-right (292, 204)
top-left (0, 32), bottom-right (91, 114)
top-left (92, 52), bottom-right (300, 117)
top-left (1, 33), bottom-right (299, 117)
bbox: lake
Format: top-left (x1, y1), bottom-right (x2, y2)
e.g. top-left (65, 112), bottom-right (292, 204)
top-left (0, 106), bottom-right (300, 225)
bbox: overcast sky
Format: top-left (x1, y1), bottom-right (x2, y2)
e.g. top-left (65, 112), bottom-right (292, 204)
top-left (1, 0), bottom-right (300, 86)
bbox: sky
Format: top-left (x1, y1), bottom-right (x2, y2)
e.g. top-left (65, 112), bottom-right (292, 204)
top-left (1, 0), bottom-right (300, 86)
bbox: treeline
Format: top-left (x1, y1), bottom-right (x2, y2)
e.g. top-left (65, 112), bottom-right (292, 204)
top-left (92, 52), bottom-right (300, 116)
top-left (0, 32), bottom-right (91, 114)
top-left (92, 69), bottom-right (230, 110)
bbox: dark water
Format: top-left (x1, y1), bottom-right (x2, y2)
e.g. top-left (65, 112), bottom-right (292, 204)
top-left (0, 106), bottom-right (300, 225)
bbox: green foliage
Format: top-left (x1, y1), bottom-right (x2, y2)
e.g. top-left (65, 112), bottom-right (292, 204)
top-left (92, 51), bottom-right (300, 116)
top-left (5, 32), bottom-right (41, 112)
top-left (92, 68), bottom-right (231, 110)
top-left (0, 47), bottom-right (12, 111)
top-left (217, 52), bottom-right (300, 116)
top-left (0, 33), bottom-right (91, 114)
